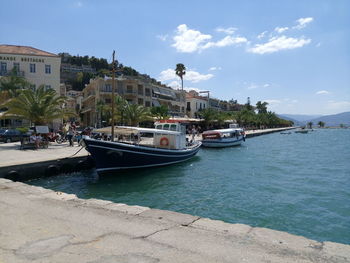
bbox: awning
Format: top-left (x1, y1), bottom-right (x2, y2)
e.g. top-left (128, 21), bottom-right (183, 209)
top-left (94, 126), bottom-right (138, 135)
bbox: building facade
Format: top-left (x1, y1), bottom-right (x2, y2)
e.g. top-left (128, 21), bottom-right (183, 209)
top-left (81, 76), bottom-right (186, 127)
top-left (0, 45), bottom-right (61, 93)
top-left (186, 91), bottom-right (209, 118)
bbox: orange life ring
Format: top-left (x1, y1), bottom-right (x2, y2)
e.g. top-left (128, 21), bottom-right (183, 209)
top-left (160, 137), bottom-right (169, 146)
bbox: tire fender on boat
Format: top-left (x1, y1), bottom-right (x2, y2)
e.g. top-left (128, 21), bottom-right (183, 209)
top-left (160, 137), bottom-right (169, 146)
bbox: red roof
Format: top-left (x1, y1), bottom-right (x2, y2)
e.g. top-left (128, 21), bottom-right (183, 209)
top-left (0, 45), bottom-right (58, 57)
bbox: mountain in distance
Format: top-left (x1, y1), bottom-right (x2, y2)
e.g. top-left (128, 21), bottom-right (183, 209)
top-left (279, 112), bottom-right (350, 127)
top-left (307, 112), bottom-right (350, 127)
top-left (278, 114), bottom-right (322, 122)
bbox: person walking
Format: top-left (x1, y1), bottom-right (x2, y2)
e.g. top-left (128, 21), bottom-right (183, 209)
top-left (67, 126), bottom-right (74, 147)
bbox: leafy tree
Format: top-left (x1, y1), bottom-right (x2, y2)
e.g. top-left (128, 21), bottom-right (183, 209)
top-left (256, 101), bottom-right (268, 114)
top-left (175, 63), bottom-right (186, 91)
top-left (1, 86), bottom-right (73, 125)
top-left (150, 105), bottom-right (169, 120)
top-left (307, 121), bottom-right (313, 129)
top-left (0, 68), bottom-right (30, 100)
top-left (124, 104), bottom-right (152, 126)
top-left (317, 121), bottom-right (325, 128)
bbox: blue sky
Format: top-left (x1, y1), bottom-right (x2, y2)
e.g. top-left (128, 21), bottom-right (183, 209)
top-left (2, 0), bottom-right (350, 115)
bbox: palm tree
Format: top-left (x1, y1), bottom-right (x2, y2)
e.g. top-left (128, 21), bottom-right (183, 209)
top-left (317, 121), bottom-right (325, 128)
top-left (307, 121), bottom-right (313, 129)
top-left (198, 108), bottom-right (217, 129)
top-left (0, 68), bottom-right (30, 103)
top-left (1, 86), bottom-right (71, 125)
top-left (175, 63), bottom-right (186, 91)
top-left (124, 103), bottom-right (152, 126)
top-left (96, 100), bottom-right (109, 128)
top-left (150, 105), bottom-right (169, 120)
top-left (256, 101), bottom-right (268, 114)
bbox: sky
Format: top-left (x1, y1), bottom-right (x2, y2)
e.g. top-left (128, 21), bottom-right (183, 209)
top-left (1, 0), bottom-right (350, 115)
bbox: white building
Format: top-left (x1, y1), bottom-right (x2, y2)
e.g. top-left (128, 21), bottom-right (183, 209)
top-left (0, 45), bottom-right (61, 93)
top-left (186, 90), bottom-right (208, 118)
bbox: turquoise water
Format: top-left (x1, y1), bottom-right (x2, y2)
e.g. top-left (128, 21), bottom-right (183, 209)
top-left (28, 129), bottom-right (350, 244)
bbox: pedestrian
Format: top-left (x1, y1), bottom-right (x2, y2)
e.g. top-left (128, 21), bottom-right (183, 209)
top-left (67, 126), bottom-right (74, 147)
top-left (191, 125), bottom-right (196, 141)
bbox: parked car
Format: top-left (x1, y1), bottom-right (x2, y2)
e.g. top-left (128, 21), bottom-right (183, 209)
top-left (0, 129), bottom-right (27, 143)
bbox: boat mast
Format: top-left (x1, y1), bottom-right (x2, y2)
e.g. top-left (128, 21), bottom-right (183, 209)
top-left (111, 50), bottom-right (116, 141)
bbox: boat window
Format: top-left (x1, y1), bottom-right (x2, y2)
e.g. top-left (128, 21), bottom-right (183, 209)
top-left (163, 124), bottom-right (170, 130)
top-left (156, 125), bottom-right (162, 130)
top-left (170, 124), bottom-right (177, 131)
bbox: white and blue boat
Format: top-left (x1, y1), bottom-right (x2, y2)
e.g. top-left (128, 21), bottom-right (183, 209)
top-left (201, 127), bottom-right (245, 148)
top-left (83, 122), bottom-right (201, 173)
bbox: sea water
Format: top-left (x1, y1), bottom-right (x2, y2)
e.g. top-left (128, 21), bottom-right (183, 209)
top-left (28, 129), bottom-right (350, 244)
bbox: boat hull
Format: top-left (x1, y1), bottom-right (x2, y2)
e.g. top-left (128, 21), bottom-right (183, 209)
top-left (202, 137), bottom-right (245, 148)
top-left (84, 138), bottom-right (201, 172)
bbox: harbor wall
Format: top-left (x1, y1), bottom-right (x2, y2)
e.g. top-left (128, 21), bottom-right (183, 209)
top-left (1, 178), bottom-right (349, 263)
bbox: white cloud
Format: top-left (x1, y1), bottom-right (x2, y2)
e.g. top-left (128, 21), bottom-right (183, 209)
top-left (274, 27), bottom-right (289, 33)
top-left (171, 24), bottom-right (247, 53)
top-left (248, 35), bottom-right (311, 54)
top-left (316, 90), bottom-right (330, 95)
top-left (209, 66), bottom-right (222, 71)
top-left (247, 83), bottom-right (270, 90)
top-left (158, 68), bottom-right (214, 83)
top-left (316, 42), bottom-right (321, 47)
top-left (294, 17), bottom-right (314, 29)
top-left (257, 31), bottom-right (268, 39)
top-left (202, 36), bottom-right (247, 50)
top-left (157, 34), bottom-right (168, 41)
top-left (172, 24), bottom-right (212, 53)
top-left (216, 27), bottom-right (237, 35)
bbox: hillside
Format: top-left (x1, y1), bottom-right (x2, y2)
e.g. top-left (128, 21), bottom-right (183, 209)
top-left (308, 112), bottom-right (350, 127)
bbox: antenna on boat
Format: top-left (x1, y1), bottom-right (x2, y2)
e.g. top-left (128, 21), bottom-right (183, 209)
top-left (111, 50), bottom-right (116, 141)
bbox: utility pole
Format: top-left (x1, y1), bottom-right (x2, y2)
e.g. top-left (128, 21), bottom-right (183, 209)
top-left (111, 50), bottom-right (115, 141)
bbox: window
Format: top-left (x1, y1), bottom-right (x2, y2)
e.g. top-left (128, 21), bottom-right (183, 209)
top-left (13, 63), bottom-right (20, 71)
top-left (138, 85), bottom-right (144, 95)
top-left (126, 85), bottom-right (133, 93)
top-left (1, 62), bottom-right (7, 72)
top-left (145, 88), bottom-right (151, 96)
top-left (145, 101), bottom-right (151, 107)
top-left (30, 63), bottom-right (36, 73)
top-left (45, 85), bottom-right (51, 90)
top-left (105, 98), bottom-right (111, 104)
top-left (45, 65), bottom-right (51, 74)
top-left (187, 102), bottom-right (191, 111)
top-left (196, 102), bottom-right (198, 110)
top-left (30, 84), bottom-right (36, 91)
top-left (138, 98), bottom-right (143, 105)
top-left (102, 84), bottom-right (112, 92)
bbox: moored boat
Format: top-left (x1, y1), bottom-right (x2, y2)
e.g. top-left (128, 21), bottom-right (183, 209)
top-left (202, 126), bottom-right (246, 148)
top-left (83, 122), bottom-right (201, 172)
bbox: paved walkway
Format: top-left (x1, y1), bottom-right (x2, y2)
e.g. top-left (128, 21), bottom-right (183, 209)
top-left (1, 178), bottom-right (349, 263)
top-left (0, 142), bottom-right (88, 168)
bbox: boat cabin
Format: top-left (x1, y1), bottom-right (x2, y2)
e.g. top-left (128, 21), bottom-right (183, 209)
top-left (202, 128), bottom-right (244, 140)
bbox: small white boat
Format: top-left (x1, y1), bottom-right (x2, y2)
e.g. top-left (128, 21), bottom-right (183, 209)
top-left (202, 127), bottom-right (246, 148)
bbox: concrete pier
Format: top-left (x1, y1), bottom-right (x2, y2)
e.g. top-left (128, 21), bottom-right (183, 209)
top-left (1, 178), bottom-right (349, 263)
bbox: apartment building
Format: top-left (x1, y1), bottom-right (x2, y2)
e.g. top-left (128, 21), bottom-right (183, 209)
top-left (81, 76), bottom-right (186, 127)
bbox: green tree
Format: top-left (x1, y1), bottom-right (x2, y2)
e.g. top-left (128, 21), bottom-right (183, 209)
top-left (124, 104), bottom-right (152, 126)
top-left (198, 108), bottom-right (217, 128)
top-left (307, 121), bottom-right (313, 129)
top-left (0, 68), bottom-right (30, 100)
top-left (317, 121), bottom-right (325, 128)
top-left (256, 101), bottom-right (268, 114)
top-left (175, 63), bottom-right (186, 91)
top-left (1, 86), bottom-right (72, 125)
top-left (150, 105), bottom-right (169, 120)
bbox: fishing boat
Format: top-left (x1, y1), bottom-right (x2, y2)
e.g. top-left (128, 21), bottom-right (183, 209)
top-left (295, 129), bottom-right (309, 134)
top-left (201, 125), bottom-right (246, 148)
top-left (83, 122), bottom-right (201, 172)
